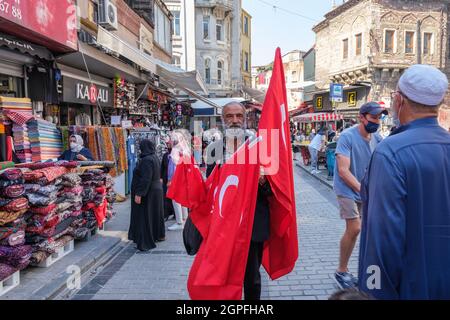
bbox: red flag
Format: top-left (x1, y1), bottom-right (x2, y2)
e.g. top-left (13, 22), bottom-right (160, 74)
top-left (167, 156), bottom-right (206, 209)
top-left (190, 165), bottom-right (221, 239)
top-left (188, 141), bottom-right (260, 300)
top-left (258, 48), bottom-right (298, 280)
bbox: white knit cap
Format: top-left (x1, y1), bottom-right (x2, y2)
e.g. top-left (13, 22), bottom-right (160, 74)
top-left (398, 64), bottom-right (449, 106)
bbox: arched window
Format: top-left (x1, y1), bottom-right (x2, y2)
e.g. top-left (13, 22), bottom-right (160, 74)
top-left (217, 61), bottom-right (223, 85)
top-left (205, 59), bottom-right (211, 84)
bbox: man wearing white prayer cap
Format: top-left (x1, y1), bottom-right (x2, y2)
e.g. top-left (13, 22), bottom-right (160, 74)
top-left (358, 64), bottom-right (450, 300)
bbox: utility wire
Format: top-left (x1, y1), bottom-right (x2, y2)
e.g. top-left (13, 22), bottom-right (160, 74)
top-left (254, 0), bottom-right (320, 23)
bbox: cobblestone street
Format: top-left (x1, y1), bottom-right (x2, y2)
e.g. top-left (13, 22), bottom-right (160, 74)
top-left (70, 164), bottom-right (359, 300)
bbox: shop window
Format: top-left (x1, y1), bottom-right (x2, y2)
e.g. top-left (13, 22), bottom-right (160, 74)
top-left (0, 74), bottom-right (23, 98)
top-left (355, 33), bottom-right (362, 56)
top-left (343, 38), bottom-right (348, 59)
top-left (203, 16), bottom-right (210, 40)
top-left (217, 61), bottom-right (223, 85)
top-left (405, 31), bottom-right (415, 54)
top-left (216, 19), bottom-right (224, 42)
top-left (384, 30), bottom-right (395, 53)
top-left (205, 59), bottom-right (211, 84)
top-left (423, 32), bottom-right (433, 55)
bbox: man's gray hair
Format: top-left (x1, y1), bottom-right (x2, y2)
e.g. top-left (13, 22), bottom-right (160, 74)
top-left (222, 101), bottom-right (247, 114)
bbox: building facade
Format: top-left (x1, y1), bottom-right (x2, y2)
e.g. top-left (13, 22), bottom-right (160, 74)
top-left (282, 50), bottom-right (305, 111)
top-left (162, 0), bottom-right (196, 71)
top-left (194, 0), bottom-right (242, 97)
top-left (241, 9), bottom-right (252, 88)
top-left (313, 0), bottom-right (450, 121)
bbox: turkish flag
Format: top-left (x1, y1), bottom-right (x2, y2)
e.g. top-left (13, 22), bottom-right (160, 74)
top-left (167, 156), bottom-right (206, 209)
top-left (190, 165), bottom-right (221, 239)
top-left (258, 48), bottom-right (299, 280)
top-left (188, 141), bottom-right (260, 300)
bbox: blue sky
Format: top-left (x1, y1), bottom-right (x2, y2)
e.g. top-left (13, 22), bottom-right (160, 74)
top-left (242, 0), bottom-right (335, 66)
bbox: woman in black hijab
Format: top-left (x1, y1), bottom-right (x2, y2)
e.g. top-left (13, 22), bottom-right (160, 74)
top-left (128, 139), bottom-right (166, 252)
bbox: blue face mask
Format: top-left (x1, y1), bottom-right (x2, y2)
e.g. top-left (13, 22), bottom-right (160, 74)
top-left (364, 119), bottom-right (380, 133)
top-left (392, 105), bottom-right (402, 127)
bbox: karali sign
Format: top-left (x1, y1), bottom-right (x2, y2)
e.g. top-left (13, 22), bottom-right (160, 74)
top-left (62, 77), bottom-right (113, 107)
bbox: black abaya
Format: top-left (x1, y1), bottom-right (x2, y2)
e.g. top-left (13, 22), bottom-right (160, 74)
top-left (128, 140), bottom-right (165, 251)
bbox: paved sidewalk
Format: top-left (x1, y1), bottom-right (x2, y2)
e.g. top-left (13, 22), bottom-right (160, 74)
top-left (295, 158), bottom-right (334, 189)
top-left (71, 165), bottom-right (359, 300)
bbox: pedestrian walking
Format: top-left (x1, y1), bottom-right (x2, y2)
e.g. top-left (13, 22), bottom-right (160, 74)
top-left (160, 140), bottom-right (175, 221)
top-left (333, 102), bottom-right (387, 289)
top-left (128, 139), bottom-right (166, 252)
top-left (358, 64), bottom-right (450, 299)
top-left (167, 130), bottom-right (190, 231)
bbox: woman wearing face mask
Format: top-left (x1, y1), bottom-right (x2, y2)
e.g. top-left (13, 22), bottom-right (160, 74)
top-left (58, 135), bottom-right (94, 161)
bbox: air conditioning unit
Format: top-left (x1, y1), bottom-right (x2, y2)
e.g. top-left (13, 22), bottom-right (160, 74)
top-left (98, 0), bottom-right (118, 31)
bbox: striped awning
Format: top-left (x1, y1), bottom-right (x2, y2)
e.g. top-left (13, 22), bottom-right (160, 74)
top-left (293, 112), bottom-right (344, 123)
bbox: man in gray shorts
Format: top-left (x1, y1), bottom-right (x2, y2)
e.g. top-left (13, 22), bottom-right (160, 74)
top-left (333, 102), bottom-right (386, 289)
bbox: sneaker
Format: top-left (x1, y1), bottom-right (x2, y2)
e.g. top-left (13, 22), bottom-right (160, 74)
top-left (168, 223), bottom-right (184, 231)
top-left (334, 272), bottom-right (357, 290)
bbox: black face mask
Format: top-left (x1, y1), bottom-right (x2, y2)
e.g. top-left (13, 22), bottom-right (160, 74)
top-left (364, 117), bottom-right (380, 134)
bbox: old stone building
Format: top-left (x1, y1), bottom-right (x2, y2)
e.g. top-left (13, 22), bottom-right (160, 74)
top-left (313, 0), bottom-right (450, 123)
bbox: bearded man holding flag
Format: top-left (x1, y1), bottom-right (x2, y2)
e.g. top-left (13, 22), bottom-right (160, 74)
top-left (169, 48), bottom-right (298, 300)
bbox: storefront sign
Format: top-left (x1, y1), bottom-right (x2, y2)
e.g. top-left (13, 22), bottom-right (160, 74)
top-left (121, 120), bottom-right (133, 128)
top-left (316, 96), bottom-right (323, 110)
top-left (330, 83), bottom-right (343, 102)
top-left (111, 116), bottom-right (121, 126)
top-left (0, 0), bottom-right (78, 51)
top-left (62, 77), bottom-right (113, 107)
top-left (348, 91), bottom-right (357, 106)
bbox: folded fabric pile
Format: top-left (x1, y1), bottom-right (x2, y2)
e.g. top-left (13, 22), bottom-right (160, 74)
top-left (0, 168), bottom-right (30, 277)
top-left (16, 160), bottom-right (78, 170)
top-left (22, 166), bottom-right (76, 265)
top-left (27, 119), bottom-right (63, 162)
top-left (79, 168), bottom-right (114, 230)
top-left (12, 124), bottom-right (32, 163)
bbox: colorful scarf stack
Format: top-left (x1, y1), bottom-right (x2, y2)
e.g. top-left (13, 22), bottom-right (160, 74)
top-left (27, 119), bottom-right (63, 162)
top-left (22, 165), bottom-right (77, 266)
top-left (0, 167), bottom-right (29, 277)
top-left (12, 124), bottom-right (32, 163)
top-left (0, 97), bottom-right (33, 164)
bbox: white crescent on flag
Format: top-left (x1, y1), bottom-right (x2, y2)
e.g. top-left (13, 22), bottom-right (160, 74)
top-left (218, 175), bottom-right (239, 219)
top-left (280, 103), bottom-right (287, 149)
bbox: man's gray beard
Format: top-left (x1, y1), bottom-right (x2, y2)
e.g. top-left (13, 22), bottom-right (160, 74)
top-left (224, 127), bottom-right (245, 139)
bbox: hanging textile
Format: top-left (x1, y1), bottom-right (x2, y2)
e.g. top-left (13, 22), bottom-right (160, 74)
top-left (86, 127), bottom-right (99, 161)
top-left (113, 127), bottom-right (128, 175)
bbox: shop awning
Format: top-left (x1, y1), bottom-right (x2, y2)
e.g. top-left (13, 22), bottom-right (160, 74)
top-left (243, 86), bottom-right (266, 103)
top-left (96, 27), bottom-right (208, 95)
top-left (191, 97), bottom-right (245, 116)
top-left (0, 32), bottom-right (53, 61)
top-left (96, 27), bottom-right (156, 74)
top-left (293, 112), bottom-right (344, 123)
